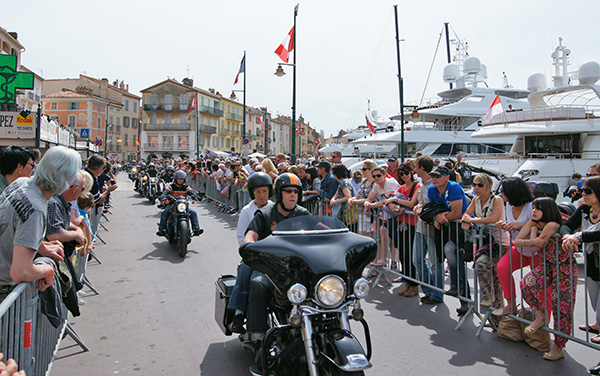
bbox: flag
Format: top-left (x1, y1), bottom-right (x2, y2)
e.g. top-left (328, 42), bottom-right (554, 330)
top-left (189, 93), bottom-right (197, 112)
top-left (136, 140), bottom-right (140, 146)
top-left (483, 95), bottom-right (503, 123)
top-left (234, 55), bottom-right (245, 85)
top-left (316, 139), bottom-right (321, 148)
top-left (296, 123), bottom-right (302, 133)
top-left (257, 113), bottom-right (265, 124)
top-left (275, 26), bottom-right (295, 63)
top-left (365, 115), bottom-right (376, 134)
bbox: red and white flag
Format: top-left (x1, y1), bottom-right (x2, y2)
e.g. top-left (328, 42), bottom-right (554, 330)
top-left (365, 115), bottom-right (376, 134)
top-left (483, 95), bottom-right (503, 123)
top-left (189, 93), bottom-right (197, 113)
top-left (275, 26), bottom-right (295, 63)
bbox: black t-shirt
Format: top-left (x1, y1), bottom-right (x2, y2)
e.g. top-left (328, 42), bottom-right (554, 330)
top-left (246, 204), bottom-right (310, 240)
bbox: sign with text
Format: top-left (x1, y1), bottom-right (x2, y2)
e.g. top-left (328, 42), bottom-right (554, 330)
top-left (0, 112), bottom-right (35, 138)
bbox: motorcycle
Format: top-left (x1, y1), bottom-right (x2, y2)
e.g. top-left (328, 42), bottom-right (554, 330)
top-left (147, 176), bottom-right (162, 204)
top-left (215, 215), bottom-right (376, 376)
top-left (139, 173), bottom-right (149, 197)
top-left (158, 194), bottom-right (200, 258)
top-left (128, 166), bottom-right (139, 182)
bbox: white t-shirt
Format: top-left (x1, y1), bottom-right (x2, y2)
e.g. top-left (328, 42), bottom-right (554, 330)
top-left (237, 200), bottom-right (274, 245)
top-left (371, 178), bottom-right (400, 199)
top-left (506, 201), bottom-right (533, 256)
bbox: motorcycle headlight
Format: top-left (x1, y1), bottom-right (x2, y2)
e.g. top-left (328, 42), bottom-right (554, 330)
top-left (132, 168), bottom-right (137, 172)
top-left (315, 275), bottom-right (346, 308)
top-left (150, 178), bottom-right (156, 183)
top-left (353, 278), bottom-right (370, 299)
top-left (176, 203), bottom-right (187, 212)
top-left (287, 283), bottom-right (307, 305)
top-left (142, 176), bottom-right (148, 181)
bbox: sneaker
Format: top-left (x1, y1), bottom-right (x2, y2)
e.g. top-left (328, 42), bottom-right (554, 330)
top-left (156, 229), bottom-right (166, 236)
top-left (456, 304), bottom-right (470, 316)
top-left (423, 297), bottom-right (443, 305)
top-left (480, 298), bottom-right (492, 307)
top-left (193, 228), bottom-right (204, 236)
top-left (445, 288), bottom-right (458, 297)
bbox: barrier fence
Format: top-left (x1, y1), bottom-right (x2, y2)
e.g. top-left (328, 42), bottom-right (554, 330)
top-left (193, 180), bottom-right (600, 353)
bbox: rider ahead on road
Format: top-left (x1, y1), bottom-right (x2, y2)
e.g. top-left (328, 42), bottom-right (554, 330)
top-left (156, 170), bottom-right (202, 236)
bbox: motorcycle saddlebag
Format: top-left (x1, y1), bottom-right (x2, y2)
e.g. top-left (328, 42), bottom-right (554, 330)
top-left (214, 274), bottom-right (236, 336)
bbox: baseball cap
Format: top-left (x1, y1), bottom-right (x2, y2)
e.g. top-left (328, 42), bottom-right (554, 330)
top-left (387, 155), bottom-right (398, 162)
top-left (430, 166), bottom-right (450, 177)
top-left (318, 161), bottom-right (331, 169)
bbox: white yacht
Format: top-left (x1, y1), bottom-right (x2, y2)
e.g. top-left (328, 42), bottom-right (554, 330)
top-left (472, 38), bottom-right (600, 196)
top-left (352, 40), bottom-right (529, 176)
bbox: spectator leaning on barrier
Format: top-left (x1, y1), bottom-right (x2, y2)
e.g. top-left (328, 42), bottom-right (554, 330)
top-left (493, 177), bottom-right (537, 317)
top-left (317, 161), bottom-right (338, 204)
top-left (561, 176), bottom-right (600, 349)
top-left (517, 197), bottom-right (577, 361)
top-left (428, 165), bottom-right (470, 316)
top-left (0, 145), bottom-right (36, 195)
top-left (330, 164), bottom-right (354, 225)
top-left (412, 156), bottom-right (444, 304)
top-left (349, 160), bottom-right (377, 236)
top-left (0, 146), bottom-right (81, 302)
top-left (386, 155), bottom-right (400, 183)
top-left (460, 173), bottom-right (509, 309)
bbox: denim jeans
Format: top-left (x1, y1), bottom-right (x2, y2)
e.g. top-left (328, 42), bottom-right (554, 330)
top-left (159, 204), bottom-right (200, 230)
top-left (444, 240), bottom-right (471, 299)
top-left (412, 231), bottom-right (443, 301)
top-left (227, 263), bottom-right (252, 314)
top-left (246, 270), bottom-right (273, 336)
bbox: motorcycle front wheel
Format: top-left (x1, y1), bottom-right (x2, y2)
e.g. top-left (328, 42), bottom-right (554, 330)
top-left (178, 221), bottom-right (189, 258)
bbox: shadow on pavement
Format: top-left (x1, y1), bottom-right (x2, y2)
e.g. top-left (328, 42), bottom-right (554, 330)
top-left (199, 338), bottom-right (254, 375)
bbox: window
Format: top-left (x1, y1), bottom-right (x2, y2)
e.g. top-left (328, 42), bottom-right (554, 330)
top-left (132, 118), bottom-right (137, 129)
top-left (97, 116), bottom-right (102, 129)
top-left (51, 102), bottom-right (57, 110)
top-left (150, 95), bottom-right (157, 109)
top-left (165, 114), bottom-right (172, 129)
top-left (163, 136), bottom-right (173, 148)
top-left (178, 135), bottom-right (189, 149)
top-left (125, 99), bottom-right (129, 111)
top-left (109, 115), bottom-right (113, 125)
top-left (122, 116), bottom-right (128, 128)
top-left (213, 136), bottom-right (218, 147)
top-left (180, 94), bottom-right (188, 110)
top-left (133, 135), bottom-right (137, 145)
top-left (180, 114), bottom-right (187, 129)
top-left (108, 136), bottom-right (114, 151)
top-left (148, 135), bottom-right (158, 147)
top-left (198, 134), bottom-right (205, 146)
top-left (68, 115), bottom-right (76, 127)
top-left (133, 102), bottom-right (137, 113)
top-left (221, 138), bottom-right (224, 149)
top-left (116, 117), bottom-right (120, 126)
top-left (165, 94), bottom-right (172, 111)
top-left (98, 103), bottom-right (101, 111)
top-left (124, 134), bottom-right (129, 146)
top-left (68, 102), bottom-right (79, 110)
top-left (150, 114), bottom-right (157, 129)
top-left (226, 138), bottom-right (230, 148)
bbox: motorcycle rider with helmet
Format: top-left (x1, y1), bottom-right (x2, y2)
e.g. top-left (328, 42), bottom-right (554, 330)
top-left (146, 162), bottom-right (159, 177)
top-left (241, 173), bottom-right (309, 370)
top-left (134, 161), bottom-right (147, 191)
top-left (156, 170), bottom-right (203, 237)
top-left (228, 172), bottom-right (274, 334)
top-left (161, 165), bottom-right (176, 184)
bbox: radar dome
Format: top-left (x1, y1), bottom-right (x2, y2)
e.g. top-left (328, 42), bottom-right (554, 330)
top-left (443, 64), bottom-right (459, 82)
top-left (463, 57), bottom-right (482, 75)
top-left (579, 61), bottom-right (600, 85)
top-left (480, 64), bottom-right (488, 80)
top-left (527, 73), bottom-right (547, 92)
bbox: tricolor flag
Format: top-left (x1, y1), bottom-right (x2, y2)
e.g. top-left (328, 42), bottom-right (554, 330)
top-left (189, 93), bottom-right (197, 112)
top-left (316, 138), bottom-right (321, 148)
top-left (365, 115), bottom-right (376, 134)
top-left (257, 113), bottom-right (266, 124)
top-left (275, 26), bottom-right (295, 63)
top-left (483, 95), bottom-right (503, 123)
top-left (234, 55), bottom-right (245, 85)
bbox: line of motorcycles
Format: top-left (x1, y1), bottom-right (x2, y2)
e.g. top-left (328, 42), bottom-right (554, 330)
top-left (128, 165), bottom-right (200, 258)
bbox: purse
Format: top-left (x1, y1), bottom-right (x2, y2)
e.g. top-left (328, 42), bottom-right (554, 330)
top-left (419, 202), bottom-right (449, 224)
top-left (220, 184), bottom-right (230, 200)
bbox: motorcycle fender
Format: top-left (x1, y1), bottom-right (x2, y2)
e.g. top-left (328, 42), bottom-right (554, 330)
top-left (321, 330), bottom-right (371, 371)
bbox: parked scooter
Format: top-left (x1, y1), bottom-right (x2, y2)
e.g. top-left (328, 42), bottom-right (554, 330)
top-left (215, 215), bottom-right (376, 376)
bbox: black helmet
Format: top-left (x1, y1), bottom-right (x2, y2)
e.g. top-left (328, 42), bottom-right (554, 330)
top-left (148, 162), bottom-right (155, 169)
top-left (174, 170), bottom-right (186, 181)
top-left (247, 172), bottom-right (273, 200)
top-left (273, 173), bottom-right (303, 206)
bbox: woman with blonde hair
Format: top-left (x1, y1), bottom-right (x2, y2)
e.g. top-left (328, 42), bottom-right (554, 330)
top-left (349, 159), bottom-right (377, 236)
top-left (262, 158), bottom-right (278, 179)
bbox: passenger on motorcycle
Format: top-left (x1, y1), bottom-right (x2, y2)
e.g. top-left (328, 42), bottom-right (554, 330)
top-left (228, 172), bottom-right (275, 334)
top-left (241, 173), bottom-right (310, 353)
top-left (161, 165), bottom-right (175, 184)
top-left (156, 170), bottom-right (203, 236)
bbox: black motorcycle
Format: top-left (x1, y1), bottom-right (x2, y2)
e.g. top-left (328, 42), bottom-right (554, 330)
top-left (128, 166), bottom-right (139, 182)
top-left (158, 195), bottom-right (199, 258)
top-left (215, 215), bottom-right (376, 376)
top-left (147, 176), bottom-right (162, 204)
top-left (139, 173), bottom-right (149, 197)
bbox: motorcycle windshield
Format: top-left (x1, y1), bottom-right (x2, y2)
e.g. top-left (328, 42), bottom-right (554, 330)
top-left (241, 216), bottom-right (376, 294)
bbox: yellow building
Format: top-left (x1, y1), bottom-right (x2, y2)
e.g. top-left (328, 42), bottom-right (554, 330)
top-left (219, 96), bottom-right (244, 153)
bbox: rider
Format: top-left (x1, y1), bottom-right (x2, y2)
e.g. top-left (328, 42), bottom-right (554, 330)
top-left (146, 162), bottom-right (159, 178)
top-left (241, 173), bottom-right (310, 361)
top-left (156, 170), bottom-right (203, 237)
top-left (161, 165), bottom-right (176, 184)
top-left (134, 161), bottom-right (146, 191)
top-left (228, 172), bottom-right (274, 334)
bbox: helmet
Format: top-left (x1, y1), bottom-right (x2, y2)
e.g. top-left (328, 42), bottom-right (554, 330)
top-left (247, 172), bottom-right (273, 200)
top-left (166, 165), bottom-right (175, 172)
top-left (148, 162), bottom-right (155, 169)
top-left (174, 170), bottom-right (186, 181)
top-left (273, 173), bottom-right (303, 206)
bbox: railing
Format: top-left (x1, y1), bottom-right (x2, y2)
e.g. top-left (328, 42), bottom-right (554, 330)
top-left (226, 112), bottom-right (243, 121)
top-left (220, 128), bottom-right (231, 136)
top-left (200, 105), bottom-right (223, 116)
top-left (143, 124), bottom-right (192, 131)
top-left (143, 104), bottom-right (189, 112)
top-left (199, 125), bottom-right (217, 134)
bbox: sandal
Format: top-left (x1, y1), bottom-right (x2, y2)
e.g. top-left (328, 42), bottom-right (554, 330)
top-left (592, 335), bottom-right (600, 344)
top-left (363, 269), bottom-right (378, 279)
top-left (579, 324), bottom-right (600, 334)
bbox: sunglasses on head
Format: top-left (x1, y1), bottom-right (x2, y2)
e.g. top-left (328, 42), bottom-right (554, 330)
top-left (372, 174), bottom-right (383, 178)
top-left (472, 183), bottom-right (486, 188)
top-left (582, 187), bottom-right (594, 195)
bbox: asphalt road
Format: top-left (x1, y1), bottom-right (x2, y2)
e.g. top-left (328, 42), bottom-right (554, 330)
top-left (51, 174), bottom-right (598, 375)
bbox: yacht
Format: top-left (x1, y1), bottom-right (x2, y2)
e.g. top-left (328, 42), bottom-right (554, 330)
top-left (472, 38), bottom-right (600, 197)
top-left (352, 40), bottom-right (529, 176)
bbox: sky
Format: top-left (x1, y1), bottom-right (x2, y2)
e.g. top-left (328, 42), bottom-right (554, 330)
top-left (3, 0), bottom-right (598, 138)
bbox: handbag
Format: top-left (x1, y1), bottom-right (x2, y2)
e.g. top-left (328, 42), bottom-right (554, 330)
top-left (383, 192), bottom-right (409, 217)
top-left (220, 184), bottom-right (230, 200)
top-left (419, 202), bottom-right (449, 224)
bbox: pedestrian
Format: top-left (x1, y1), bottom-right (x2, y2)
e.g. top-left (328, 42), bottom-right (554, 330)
top-left (0, 145), bottom-right (36, 194)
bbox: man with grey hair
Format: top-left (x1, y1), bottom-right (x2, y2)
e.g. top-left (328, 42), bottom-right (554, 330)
top-left (0, 146), bottom-right (81, 301)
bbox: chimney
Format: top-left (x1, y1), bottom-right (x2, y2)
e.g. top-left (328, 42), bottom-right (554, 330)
top-left (125, 84), bottom-right (129, 92)
top-left (119, 81), bottom-right (125, 90)
top-left (100, 78), bottom-right (109, 98)
top-left (8, 32), bottom-right (18, 41)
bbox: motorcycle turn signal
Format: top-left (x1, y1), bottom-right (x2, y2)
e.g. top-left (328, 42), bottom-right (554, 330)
top-left (351, 308), bottom-right (364, 321)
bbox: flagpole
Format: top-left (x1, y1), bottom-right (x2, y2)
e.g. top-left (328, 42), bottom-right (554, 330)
top-left (394, 5), bottom-right (405, 163)
top-left (291, 4), bottom-right (298, 164)
top-left (195, 92), bottom-right (199, 159)
top-left (242, 50), bottom-right (246, 153)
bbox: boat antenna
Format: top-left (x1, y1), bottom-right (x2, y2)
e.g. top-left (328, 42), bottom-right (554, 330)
top-left (445, 22), bottom-right (452, 90)
top-left (419, 25), bottom-right (445, 107)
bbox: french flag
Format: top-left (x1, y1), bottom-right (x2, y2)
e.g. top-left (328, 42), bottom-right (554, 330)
top-left (275, 26), bottom-right (295, 63)
top-left (234, 55), bottom-right (245, 85)
top-left (257, 113), bottom-right (266, 124)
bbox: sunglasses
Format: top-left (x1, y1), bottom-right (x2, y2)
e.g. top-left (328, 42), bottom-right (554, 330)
top-left (582, 187), bottom-right (594, 195)
top-left (362, 167), bottom-right (370, 171)
top-left (587, 173), bottom-right (599, 177)
top-left (400, 171), bottom-right (411, 176)
top-left (27, 162), bottom-right (35, 168)
top-left (472, 183), bottom-right (486, 188)
top-left (372, 174), bottom-right (383, 178)
top-left (281, 188), bottom-right (299, 195)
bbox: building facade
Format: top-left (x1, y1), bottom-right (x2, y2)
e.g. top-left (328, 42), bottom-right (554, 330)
top-left (219, 96), bottom-right (244, 153)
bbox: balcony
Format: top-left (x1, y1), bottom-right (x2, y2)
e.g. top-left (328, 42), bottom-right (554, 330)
top-left (232, 130), bottom-right (241, 137)
top-left (143, 144), bottom-right (192, 151)
top-left (220, 128), bottom-right (231, 136)
top-left (143, 123), bottom-right (192, 131)
top-left (226, 112), bottom-right (243, 121)
top-left (143, 104), bottom-right (189, 112)
top-left (199, 124), bottom-right (217, 134)
top-left (200, 105), bottom-right (223, 116)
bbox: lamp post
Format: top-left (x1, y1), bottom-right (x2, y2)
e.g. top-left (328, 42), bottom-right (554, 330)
top-left (274, 4), bottom-right (298, 164)
top-left (394, 5), bottom-right (405, 163)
